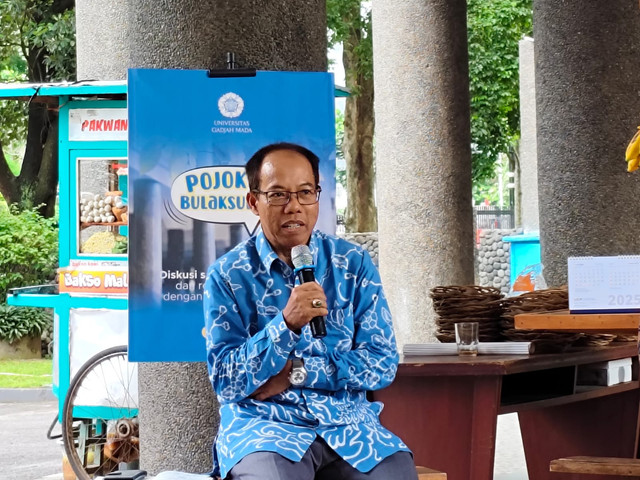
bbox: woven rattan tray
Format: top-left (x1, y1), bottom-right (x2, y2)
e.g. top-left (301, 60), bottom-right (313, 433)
top-left (430, 285), bottom-right (504, 342)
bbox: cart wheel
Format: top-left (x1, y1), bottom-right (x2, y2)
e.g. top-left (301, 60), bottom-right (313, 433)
top-left (62, 345), bottom-right (139, 480)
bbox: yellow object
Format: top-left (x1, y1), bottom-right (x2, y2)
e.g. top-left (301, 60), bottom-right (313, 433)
top-left (62, 454), bottom-right (76, 480)
top-left (625, 127), bottom-right (640, 172)
top-left (81, 231), bottom-right (126, 254)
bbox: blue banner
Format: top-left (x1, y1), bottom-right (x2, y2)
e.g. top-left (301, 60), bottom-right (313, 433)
top-left (128, 69), bottom-right (336, 361)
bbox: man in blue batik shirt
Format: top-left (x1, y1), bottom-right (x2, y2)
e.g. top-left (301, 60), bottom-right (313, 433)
top-left (203, 142), bottom-right (417, 480)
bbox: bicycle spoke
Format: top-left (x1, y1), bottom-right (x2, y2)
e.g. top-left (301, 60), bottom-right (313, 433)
top-left (62, 346), bottom-right (139, 480)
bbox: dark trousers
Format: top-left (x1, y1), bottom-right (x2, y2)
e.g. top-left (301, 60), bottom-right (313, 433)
top-left (228, 436), bottom-right (417, 480)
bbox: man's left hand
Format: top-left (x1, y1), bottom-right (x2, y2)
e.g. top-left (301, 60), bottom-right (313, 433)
top-left (250, 360), bottom-right (292, 401)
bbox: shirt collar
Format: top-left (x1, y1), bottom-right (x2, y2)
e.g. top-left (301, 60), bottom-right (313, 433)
top-left (254, 227), bottom-right (320, 272)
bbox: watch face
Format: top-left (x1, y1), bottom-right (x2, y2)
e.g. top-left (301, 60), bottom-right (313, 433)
top-left (290, 368), bottom-right (307, 386)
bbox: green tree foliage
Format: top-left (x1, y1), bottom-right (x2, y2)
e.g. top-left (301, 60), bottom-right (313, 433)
top-left (334, 108), bottom-right (346, 189)
top-left (0, 0), bottom-right (76, 217)
top-left (467, 0), bottom-right (533, 183)
top-left (327, 0), bottom-right (377, 233)
top-left (327, 1), bottom-right (372, 85)
top-left (0, 205), bottom-right (57, 343)
top-left (0, 205), bottom-right (58, 300)
top-left (328, 0), bottom-right (532, 221)
top-left (0, 305), bottom-right (51, 343)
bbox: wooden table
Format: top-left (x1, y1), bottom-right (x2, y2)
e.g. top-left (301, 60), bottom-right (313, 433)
top-left (372, 343), bottom-right (640, 480)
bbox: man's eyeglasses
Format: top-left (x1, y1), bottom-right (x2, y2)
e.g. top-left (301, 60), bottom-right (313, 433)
top-left (253, 186), bottom-right (322, 206)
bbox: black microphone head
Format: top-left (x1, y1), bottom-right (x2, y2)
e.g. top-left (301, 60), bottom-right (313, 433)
top-left (291, 244), bottom-right (313, 268)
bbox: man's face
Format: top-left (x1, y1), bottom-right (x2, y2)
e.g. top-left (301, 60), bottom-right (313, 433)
top-left (247, 149), bottom-right (319, 262)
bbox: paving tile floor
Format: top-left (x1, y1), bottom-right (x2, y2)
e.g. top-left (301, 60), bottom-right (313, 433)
top-left (2, 401), bottom-right (530, 480)
top-left (494, 413), bottom-right (529, 480)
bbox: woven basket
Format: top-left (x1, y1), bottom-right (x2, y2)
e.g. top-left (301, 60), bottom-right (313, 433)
top-left (502, 288), bottom-right (568, 315)
top-left (430, 285), bottom-right (505, 342)
top-left (500, 287), bottom-right (581, 349)
top-left (434, 302), bottom-right (503, 315)
top-left (573, 334), bottom-right (617, 347)
top-left (615, 334), bottom-right (639, 342)
top-left (430, 285), bottom-right (503, 299)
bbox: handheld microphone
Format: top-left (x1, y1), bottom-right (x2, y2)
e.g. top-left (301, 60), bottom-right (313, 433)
top-left (291, 244), bottom-right (327, 338)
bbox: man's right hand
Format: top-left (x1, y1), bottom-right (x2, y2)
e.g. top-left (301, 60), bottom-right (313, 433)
top-left (282, 282), bottom-right (328, 332)
top-left (250, 360), bottom-right (292, 401)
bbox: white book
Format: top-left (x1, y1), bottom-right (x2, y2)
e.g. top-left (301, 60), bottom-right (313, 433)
top-left (576, 358), bottom-right (633, 386)
top-left (403, 342), bottom-right (534, 356)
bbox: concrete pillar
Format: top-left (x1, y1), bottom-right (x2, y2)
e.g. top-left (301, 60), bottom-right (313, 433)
top-left (517, 37), bottom-right (539, 233)
top-left (128, 1), bottom-right (327, 72)
top-left (372, 0), bottom-right (475, 347)
top-left (534, 1), bottom-right (640, 286)
top-left (126, 0), bottom-right (327, 474)
top-left (75, 0), bottom-right (129, 80)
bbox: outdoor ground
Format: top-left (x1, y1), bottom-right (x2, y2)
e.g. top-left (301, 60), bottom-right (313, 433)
top-left (495, 413), bottom-right (529, 480)
top-left (0, 400), bottom-right (61, 480)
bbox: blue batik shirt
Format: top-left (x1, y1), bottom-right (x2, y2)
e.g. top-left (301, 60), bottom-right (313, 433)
top-left (203, 228), bottom-right (409, 478)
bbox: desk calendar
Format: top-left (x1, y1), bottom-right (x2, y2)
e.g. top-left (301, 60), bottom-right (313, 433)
top-left (568, 256), bottom-right (640, 313)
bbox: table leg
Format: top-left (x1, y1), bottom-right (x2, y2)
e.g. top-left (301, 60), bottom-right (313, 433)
top-left (374, 374), bottom-right (501, 480)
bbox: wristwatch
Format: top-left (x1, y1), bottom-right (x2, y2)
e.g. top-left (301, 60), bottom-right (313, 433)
top-left (288, 358), bottom-right (307, 387)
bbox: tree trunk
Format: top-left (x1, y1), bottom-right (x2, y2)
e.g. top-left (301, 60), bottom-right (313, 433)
top-left (0, 73), bottom-right (60, 218)
top-left (0, 103), bottom-right (57, 217)
top-left (0, 0), bottom-right (72, 218)
top-left (0, 142), bottom-right (19, 207)
top-left (34, 112), bottom-right (59, 218)
top-left (342, 17), bottom-right (377, 233)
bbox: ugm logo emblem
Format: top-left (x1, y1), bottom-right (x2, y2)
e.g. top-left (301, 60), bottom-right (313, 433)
top-left (218, 92), bottom-right (244, 118)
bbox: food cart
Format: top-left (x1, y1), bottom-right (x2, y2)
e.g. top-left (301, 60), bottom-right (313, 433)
top-left (3, 81), bottom-right (137, 480)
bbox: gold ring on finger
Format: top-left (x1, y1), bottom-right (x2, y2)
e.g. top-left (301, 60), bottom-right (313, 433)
top-left (312, 298), bottom-right (323, 308)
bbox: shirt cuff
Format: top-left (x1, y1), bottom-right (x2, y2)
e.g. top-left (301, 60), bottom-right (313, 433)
top-left (304, 355), bottom-right (342, 391)
top-left (266, 313), bottom-right (299, 354)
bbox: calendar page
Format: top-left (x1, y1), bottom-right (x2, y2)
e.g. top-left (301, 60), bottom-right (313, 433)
top-left (568, 256), bottom-right (640, 313)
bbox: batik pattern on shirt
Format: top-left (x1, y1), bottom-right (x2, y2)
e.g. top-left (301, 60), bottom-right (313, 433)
top-left (203, 229), bottom-right (409, 478)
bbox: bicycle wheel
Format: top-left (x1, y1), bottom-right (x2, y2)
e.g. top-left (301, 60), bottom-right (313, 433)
top-left (62, 345), bottom-right (139, 480)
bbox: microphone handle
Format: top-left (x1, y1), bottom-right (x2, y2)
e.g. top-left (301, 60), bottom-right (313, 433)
top-left (297, 268), bottom-right (327, 338)
top-left (310, 315), bottom-right (327, 338)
